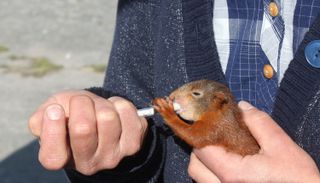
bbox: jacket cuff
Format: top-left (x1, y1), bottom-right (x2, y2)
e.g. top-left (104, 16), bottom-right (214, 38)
top-left (85, 87), bottom-right (114, 98)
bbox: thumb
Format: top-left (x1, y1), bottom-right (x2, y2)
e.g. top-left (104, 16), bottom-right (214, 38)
top-left (39, 104), bottom-right (69, 170)
top-left (238, 101), bottom-right (287, 149)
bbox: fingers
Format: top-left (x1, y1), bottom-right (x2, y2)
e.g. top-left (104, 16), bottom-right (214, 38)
top-left (29, 110), bottom-right (45, 137)
top-left (94, 97), bottom-right (123, 169)
top-left (194, 146), bottom-right (244, 181)
top-left (29, 90), bottom-right (148, 175)
top-left (188, 153), bottom-right (221, 183)
top-left (108, 97), bottom-right (148, 156)
top-left (238, 101), bottom-right (290, 150)
top-left (68, 95), bottom-right (99, 173)
top-left (29, 96), bottom-right (59, 137)
top-left (28, 90), bottom-right (98, 137)
top-left (39, 104), bottom-right (69, 170)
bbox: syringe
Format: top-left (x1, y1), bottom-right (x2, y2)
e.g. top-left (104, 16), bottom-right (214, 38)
top-left (137, 102), bottom-right (181, 117)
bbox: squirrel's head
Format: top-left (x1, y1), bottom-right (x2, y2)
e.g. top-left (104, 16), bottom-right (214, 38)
top-left (169, 80), bottom-right (233, 121)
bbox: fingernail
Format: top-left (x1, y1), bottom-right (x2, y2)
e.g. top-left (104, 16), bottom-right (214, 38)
top-left (46, 105), bottom-right (63, 121)
top-left (238, 101), bottom-right (254, 111)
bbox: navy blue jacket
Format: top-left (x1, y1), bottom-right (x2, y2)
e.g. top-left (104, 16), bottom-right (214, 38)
top-left (65, 0), bottom-right (320, 182)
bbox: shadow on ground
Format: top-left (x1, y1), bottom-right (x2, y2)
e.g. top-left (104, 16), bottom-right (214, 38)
top-left (0, 140), bottom-right (69, 183)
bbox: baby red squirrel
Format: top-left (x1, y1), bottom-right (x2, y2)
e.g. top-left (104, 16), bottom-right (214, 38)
top-left (153, 79), bottom-right (260, 156)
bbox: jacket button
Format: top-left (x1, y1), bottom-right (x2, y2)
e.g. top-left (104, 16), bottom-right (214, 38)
top-left (269, 2), bottom-right (279, 17)
top-left (304, 40), bottom-right (320, 68)
top-left (263, 64), bottom-right (274, 79)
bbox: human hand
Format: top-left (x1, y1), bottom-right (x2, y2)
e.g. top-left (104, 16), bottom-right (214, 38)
top-left (188, 101), bottom-right (320, 183)
top-left (28, 90), bottom-right (148, 175)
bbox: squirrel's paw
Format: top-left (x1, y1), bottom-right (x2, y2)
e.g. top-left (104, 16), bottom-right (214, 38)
top-left (153, 98), bottom-right (176, 120)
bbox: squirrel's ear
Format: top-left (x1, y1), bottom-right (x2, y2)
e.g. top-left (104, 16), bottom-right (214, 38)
top-left (213, 92), bottom-right (229, 105)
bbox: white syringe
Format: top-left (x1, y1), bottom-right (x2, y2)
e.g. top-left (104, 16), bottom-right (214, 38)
top-left (137, 102), bottom-right (181, 117)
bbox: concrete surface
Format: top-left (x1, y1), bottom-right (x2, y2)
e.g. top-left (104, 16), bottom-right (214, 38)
top-left (0, 0), bottom-right (117, 182)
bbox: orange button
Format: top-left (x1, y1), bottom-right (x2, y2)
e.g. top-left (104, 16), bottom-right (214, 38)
top-left (263, 64), bottom-right (274, 79)
top-left (269, 2), bottom-right (279, 17)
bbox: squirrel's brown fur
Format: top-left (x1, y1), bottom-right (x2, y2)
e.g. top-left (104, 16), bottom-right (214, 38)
top-left (153, 79), bottom-right (260, 156)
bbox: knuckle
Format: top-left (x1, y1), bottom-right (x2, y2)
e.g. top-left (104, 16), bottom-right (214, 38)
top-left (136, 120), bottom-right (144, 133)
top-left (130, 142), bottom-right (142, 154)
top-left (100, 154), bottom-right (121, 169)
top-left (96, 108), bottom-right (118, 122)
top-left (141, 118), bottom-right (148, 129)
top-left (71, 124), bottom-right (94, 138)
top-left (112, 99), bottom-right (135, 113)
top-left (103, 159), bottom-right (120, 169)
top-left (125, 141), bottom-right (141, 156)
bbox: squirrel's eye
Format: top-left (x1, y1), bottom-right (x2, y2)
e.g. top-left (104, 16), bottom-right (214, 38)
top-left (192, 91), bottom-right (202, 97)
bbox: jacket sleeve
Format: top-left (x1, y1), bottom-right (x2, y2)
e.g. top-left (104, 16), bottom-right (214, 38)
top-left (64, 87), bottom-right (165, 183)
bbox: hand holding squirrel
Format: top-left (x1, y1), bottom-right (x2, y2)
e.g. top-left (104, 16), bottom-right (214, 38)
top-left (154, 80), bottom-right (320, 182)
top-left (188, 101), bottom-right (320, 182)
